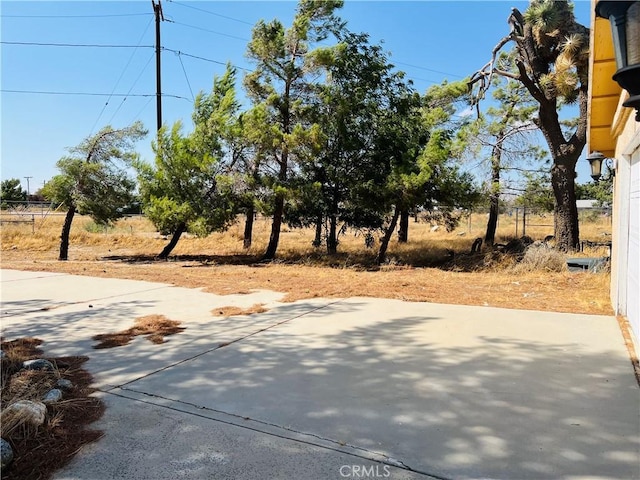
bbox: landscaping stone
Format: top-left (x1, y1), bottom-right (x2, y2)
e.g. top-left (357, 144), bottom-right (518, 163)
top-left (1, 438), bottom-right (13, 469)
top-left (4, 400), bottom-right (46, 427)
top-left (22, 358), bottom-right (54, 371)
top-left (56, 378), bottom-right (73, 390)
top-left (42, 389), bottom-right (63, 404)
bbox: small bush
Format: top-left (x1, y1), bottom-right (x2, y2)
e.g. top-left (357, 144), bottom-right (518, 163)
top-left (514, 243), bottom-right (567, 272)
top-left (83, 222), bottom-right (113, 234)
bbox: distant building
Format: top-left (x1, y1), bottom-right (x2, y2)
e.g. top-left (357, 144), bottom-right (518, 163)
top-left (576, 199), bottom-right (600, 210)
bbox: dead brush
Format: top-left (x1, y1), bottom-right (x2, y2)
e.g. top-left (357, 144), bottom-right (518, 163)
top-left (0, 338), bottom-right (54, 441)
top-left (92, 314), bottom-right (185, 348)
top-left (482, 250), bottom-right (520, 270)
top-left (0, 343), bottom-right (105, 480)
top-left (212, 303), bottom-right (269, 317)
top-left (513, 244), bottom-right (568, 273)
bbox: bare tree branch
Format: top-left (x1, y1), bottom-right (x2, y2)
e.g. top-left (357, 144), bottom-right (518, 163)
top-left (493, 69), bottom-right (520, 80)
top-left (468, 34), bottom-right (512, 107)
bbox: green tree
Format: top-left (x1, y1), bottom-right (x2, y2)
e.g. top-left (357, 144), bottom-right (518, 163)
top-left (42, 122), bottom-right (147, 260)
top-left (291, 31), bottom-right (403, 254)
top-left (0, 178), bottom-right (27, 208)
top-left (469, 0), bottom-right (589, 251)
top-left (375, 82), bottom-right (481, 265)
top-left (515, 172), bottom-right (555, 213)
top-left (459, 72), bottom-right (543, 246)
top-left (576, 174), bottom-right (613, 208)
top-left (244, 0), bottom-right (344, 260)
top-left (136, 66), bottom-right (241, 259)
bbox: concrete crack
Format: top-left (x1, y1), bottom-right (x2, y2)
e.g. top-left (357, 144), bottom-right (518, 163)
top-left (115, 386), bottom-right (450, 480)
top-left (112, 298), bottom-right (348, 390)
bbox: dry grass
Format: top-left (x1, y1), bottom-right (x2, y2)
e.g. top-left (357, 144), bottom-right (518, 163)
top-left (0, 338), bottom-right (104, 480)
top-left (513, 244), bottom-right (568, 273)
top-left (92, 314), bottom-right (185, 349)
top-left (212, 304), bottom-right (269, 317)
top-left (1, 212), bottom-right (614, 315)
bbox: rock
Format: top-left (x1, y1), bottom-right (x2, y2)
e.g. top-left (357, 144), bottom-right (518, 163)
top-left (56, 379), bottom-right (73, 391)
top-left (42, 389), bottom-right (63, 404)
top-left (1, 438), bottom-right (13, 469)
top-left (0, 350), bottom-right (5, 359)
top-left (3, 401), bottom-right (46, 427)
top-left (22, 358), bottom-right (54, 371)
top-left (430, 225), bottom-right (440, 232)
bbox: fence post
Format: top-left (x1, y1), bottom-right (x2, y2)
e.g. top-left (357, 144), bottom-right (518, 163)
top-left (522, 207), bottom-right (526, 237)
top-left (515, 208), bottom-right (519, 237)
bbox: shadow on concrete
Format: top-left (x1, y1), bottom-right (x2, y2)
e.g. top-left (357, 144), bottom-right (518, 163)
top-left (0, 298), bottom-right (71, 317)
top-left (124, 311), bottom-right (640, 480)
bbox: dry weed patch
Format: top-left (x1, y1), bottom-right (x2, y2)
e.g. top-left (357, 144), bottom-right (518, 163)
top-left (0, 338), bottom-right (104, 480)
top-left (212, 304), bottom-right (269, 317)
top-left (92, 314), bottom-right (185, 349)
top-left (513, 244), bottom-right (568, 273)
top-left (1, 213), bottom-right (614, 315)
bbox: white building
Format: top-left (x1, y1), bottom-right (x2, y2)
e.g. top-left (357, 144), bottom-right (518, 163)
top-left (588, 1), bottom-right (639, 347)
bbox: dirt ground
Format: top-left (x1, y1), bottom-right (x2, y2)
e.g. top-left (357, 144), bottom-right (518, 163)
top-left (0, 213), bottom-right (614, 315)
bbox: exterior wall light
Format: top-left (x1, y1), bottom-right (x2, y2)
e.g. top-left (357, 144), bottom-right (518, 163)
top-left (586, 151), bottom-right (616, 181)
top-left (596, 1), bottom-right (640, 121)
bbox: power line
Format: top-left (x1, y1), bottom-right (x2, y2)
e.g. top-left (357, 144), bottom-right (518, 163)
top-left (129, 97), bottom-right (155, 125)
top-left (107, 53), bottom-right (156, 125)
top-left (393, 60), bottom-right (465, 79)
top-left (166, 20), bottom-right (249, 42)
top-left (0, 41), bottom-right (154, 48)
top-left (175, 52), bottom-right (195, 101)
top-left (2, 37), bottom-right (249, 75)
top-left (162, 47), bottom-right (249, 71)
top-left (90, 16), bottom-right (155, 134)
top-left (1, 89), bottom-right (190, 101)
top-left (1, 13), bottom-right (153, 18)
top-left (167, 1), bottom-right (253, 25)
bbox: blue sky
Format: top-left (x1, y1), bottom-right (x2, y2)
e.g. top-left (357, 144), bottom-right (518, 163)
top-left (1, 0), bottom-right (594, 195)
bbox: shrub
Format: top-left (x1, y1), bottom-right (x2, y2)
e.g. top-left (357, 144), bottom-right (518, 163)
top-left (514, 243), bottom-right (567, 272)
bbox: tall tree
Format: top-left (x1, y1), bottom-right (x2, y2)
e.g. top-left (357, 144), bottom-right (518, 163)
top-left (0, 179), bottom-right (27, 207)
top-left (137, 67), bottom-right (242, 259)
top-left (375, 81), bottom-right (480, 265)
top-left (244, 0), bottom-right (344, 260)
top-left (42, 122), bottom-right (147, 260)
top-left (459, 72), bottom-right (542, 246)
top-left (469, 0), bottom-right (589, 251)
top-left (291, 31), bottom-right (403, 254)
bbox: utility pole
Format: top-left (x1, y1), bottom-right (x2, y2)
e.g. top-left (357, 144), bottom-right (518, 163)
top-left (24, 176), bottom-right (33, 206)
top-left (152, 0), bottom-right (164, 133)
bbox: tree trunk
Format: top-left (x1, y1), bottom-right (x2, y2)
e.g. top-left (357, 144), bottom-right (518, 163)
top-left (158, 222), bottom-right (186, 259)
top-left (263, 193), bottom-right (284, 260)
top-left (397, 209), bottom-right (409, 243)
top-left (327, 214), bottom-right (338, 254)
top-left (485, 194), bottom-right (499, 247)
top-left (376, 206), bottom-right (401, 265)
top-left (485, 145), bottom-right (502, 246)
top-left (58, 205), bottom-right (76, 261)
top-left (243, 205), bottom-right (254, 249)
top-left (551, 163), bottom-right (579, 251)
top-left (312, 215), bottom-right (322, 247)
